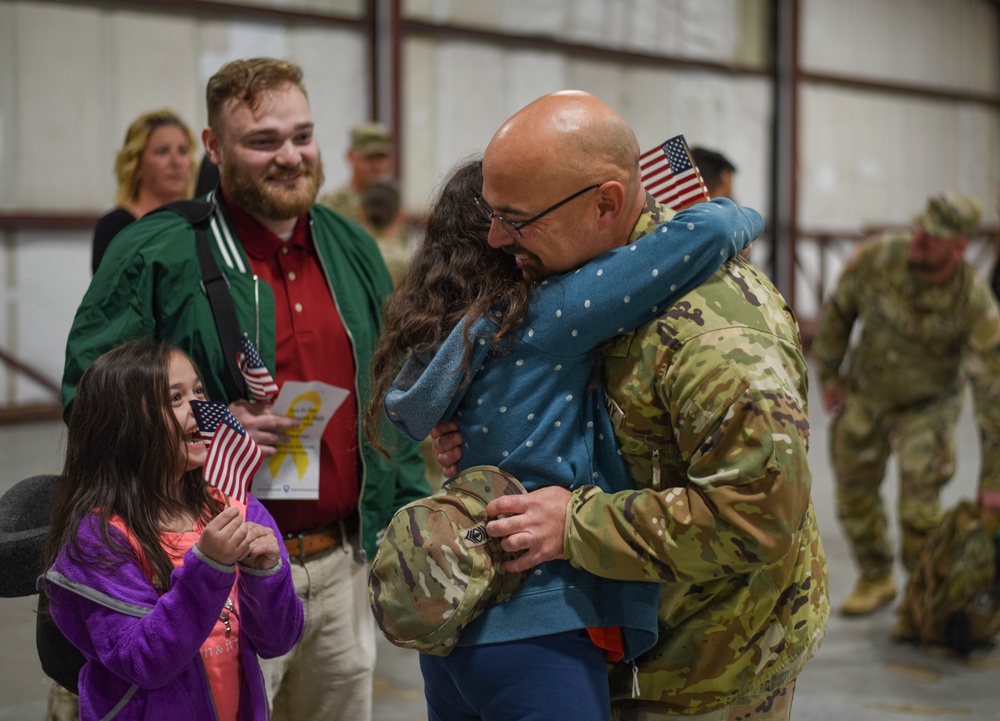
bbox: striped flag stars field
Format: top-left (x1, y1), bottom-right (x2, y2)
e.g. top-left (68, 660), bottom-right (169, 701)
top-left (640, 134), bottom-right (711, 211)
top-left (190, 399), bottom-right (263, 504)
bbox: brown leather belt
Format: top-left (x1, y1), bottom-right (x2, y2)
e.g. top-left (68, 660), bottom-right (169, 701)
top-left (283, 521), bottom-right (353, 561)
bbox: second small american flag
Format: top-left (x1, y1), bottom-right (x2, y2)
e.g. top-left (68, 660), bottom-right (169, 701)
top-left (640, 134), bottom-right (711, 211)
top-left (237, 335), bottom-right (280, 403)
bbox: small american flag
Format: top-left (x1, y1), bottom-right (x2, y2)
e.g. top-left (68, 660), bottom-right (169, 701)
top-left (190, 400), bottom-right (263, 504)
top-left (639, 134), bottom-right (711, 211)
top-left (237, 335), bottom-right (279, 403)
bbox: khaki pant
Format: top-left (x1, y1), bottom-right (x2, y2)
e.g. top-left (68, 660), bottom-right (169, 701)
top-left (611, 681), bottom-right (795, 721)
top-left (261, 532), bottom-right (376, 721)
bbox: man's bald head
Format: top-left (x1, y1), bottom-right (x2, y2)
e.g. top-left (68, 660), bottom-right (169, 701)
top-left (485, 91), bottom-right (642, 202)
top-left (480, 92), bottom-right (648, 280)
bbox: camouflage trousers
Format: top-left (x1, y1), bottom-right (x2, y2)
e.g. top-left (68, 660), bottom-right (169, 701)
top-left (830, 391), bottom-right (961, 578)
top-left (610, 681), bottom-right (795, 720)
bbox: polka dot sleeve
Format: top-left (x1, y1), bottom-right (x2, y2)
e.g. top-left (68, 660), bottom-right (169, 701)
top-left (521, 198), bottom-right (762, 356)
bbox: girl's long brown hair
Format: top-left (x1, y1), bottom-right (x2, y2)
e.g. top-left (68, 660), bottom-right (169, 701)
top-left (365, 158), bottom-right (531, 454)
top-left (41, 340), bottom-right (224, 601)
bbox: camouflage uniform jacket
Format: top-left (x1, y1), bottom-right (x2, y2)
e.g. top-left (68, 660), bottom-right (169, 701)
top-left (564, 198), bottom-right (829, 712)
top-left (811, 234), bottom-right (1000, 498)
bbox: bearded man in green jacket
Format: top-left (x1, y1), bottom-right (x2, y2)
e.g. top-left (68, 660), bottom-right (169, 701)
top-left (62, 58), bottom-right (428, 721)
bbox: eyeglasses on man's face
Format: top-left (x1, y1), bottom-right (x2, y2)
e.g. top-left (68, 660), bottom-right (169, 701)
top-left (474, 184), bottom-right (603, 240)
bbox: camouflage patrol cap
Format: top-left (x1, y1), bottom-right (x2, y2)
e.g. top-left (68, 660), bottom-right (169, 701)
top-left (369, 465), bottom-right (528, 656)
top-left (913, 191), bottom-right (981, 238)
top-left (350, 122), bottom-right (391, 156)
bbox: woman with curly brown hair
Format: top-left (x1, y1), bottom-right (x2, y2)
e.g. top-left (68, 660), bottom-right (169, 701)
top-left (366, 158), bottom-right (529, 431)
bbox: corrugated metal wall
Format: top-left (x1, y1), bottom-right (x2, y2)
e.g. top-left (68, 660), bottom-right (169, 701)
top-left (0, 0), bottom-right (997, 409)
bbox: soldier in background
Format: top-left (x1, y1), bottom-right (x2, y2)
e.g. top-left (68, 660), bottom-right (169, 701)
top-left (812, 191), bottom-right (1000, 617)
top-left (319, 122), bottom-right (393, 224)
top-left (436, 90), bottom-right (829, 721)
top-left (359, 179), bottom-right (408, 285)
top-left (691, 146), bottom-right (752, 261)
top-left (690, 146), bottom-right (737, 201)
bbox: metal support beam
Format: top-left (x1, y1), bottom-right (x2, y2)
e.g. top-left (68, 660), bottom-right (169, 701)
top-left (369, 0), bottom-right (402, 180)
top-left (770, 0), bottom-right (800, 305)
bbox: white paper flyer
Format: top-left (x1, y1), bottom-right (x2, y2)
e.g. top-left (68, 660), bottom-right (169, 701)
top-left (250, 380), bottom-right (349, 500)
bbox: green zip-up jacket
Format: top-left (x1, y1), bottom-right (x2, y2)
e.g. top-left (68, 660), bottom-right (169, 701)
top-left (564, 202), bottom-right (829, 713)
top-left (61, 198), bottom-right (429, 559)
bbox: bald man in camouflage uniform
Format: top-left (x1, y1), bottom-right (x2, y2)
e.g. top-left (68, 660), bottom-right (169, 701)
top-left (585, 208), bottom-right (826, 719)
top-left (812, 191), bottom-right (1000, 617)
top-left (438, 91), bottom-right (830, 721)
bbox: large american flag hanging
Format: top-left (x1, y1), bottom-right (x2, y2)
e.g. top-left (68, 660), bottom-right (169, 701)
top-left (190, 400), bottom-right (263, 503)
top-left (639, 134), bottom-right (711, 211)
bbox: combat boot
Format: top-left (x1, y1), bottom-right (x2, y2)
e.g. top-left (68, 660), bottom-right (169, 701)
top-left (840, 576), bottom-right (896, 616)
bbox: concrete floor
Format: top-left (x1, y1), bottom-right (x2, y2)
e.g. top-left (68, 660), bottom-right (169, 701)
top-left (1, 363), bottom-right (997, 720)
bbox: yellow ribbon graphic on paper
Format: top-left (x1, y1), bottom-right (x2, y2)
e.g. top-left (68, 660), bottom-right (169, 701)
top-left (268, 391), bottom-right (322, 480)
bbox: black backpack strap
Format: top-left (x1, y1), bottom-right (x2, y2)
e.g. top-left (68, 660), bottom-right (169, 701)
top-left (152, 200), bottom-right (247, 398)
top-left (155, 198), bottom-right (215, 227)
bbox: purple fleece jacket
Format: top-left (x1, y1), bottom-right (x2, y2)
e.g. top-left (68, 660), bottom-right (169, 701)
top-left (45, 496), bottom-right (303, 721)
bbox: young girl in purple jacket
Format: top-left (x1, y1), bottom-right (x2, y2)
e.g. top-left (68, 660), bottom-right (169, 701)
top-left (40, 339), bottom-right (303, 721)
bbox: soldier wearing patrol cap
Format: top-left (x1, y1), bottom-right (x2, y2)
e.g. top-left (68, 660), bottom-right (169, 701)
top-left (813, 191), bottom-right (1000, 617)
top-left (319, 121), bottom-right (393, 223)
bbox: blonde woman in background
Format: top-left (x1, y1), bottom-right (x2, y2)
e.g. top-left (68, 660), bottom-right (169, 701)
top-left (91, 108), bottom-right (196, 273)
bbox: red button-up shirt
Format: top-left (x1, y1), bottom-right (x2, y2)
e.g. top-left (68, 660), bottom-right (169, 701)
top-left (222, 192), bottom-right (359, 533)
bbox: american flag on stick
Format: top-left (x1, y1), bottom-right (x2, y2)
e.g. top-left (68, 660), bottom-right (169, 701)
top-left (639, 134), bottom-right (711, 211)
top-left (190, 400), bottom-right (263, 504)
top-left (237, 335), bottom-right (279, 403)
